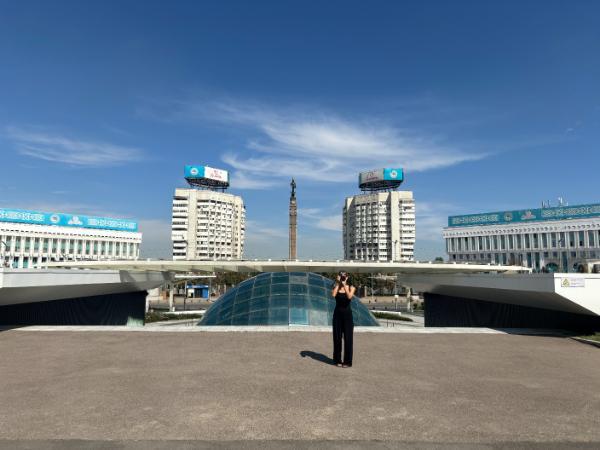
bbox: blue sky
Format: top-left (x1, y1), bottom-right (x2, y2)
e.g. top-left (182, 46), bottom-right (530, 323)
top-left (1, 0), bottom-right (599, 259)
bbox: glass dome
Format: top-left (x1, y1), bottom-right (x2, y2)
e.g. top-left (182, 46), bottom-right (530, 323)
top-left (200, 272), bottom-right (379, 326)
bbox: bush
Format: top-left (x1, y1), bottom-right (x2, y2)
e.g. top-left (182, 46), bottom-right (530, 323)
top-left (372, 312), bottom-right (413, 322)
top-left (145, 312), bottom-right (203, 323)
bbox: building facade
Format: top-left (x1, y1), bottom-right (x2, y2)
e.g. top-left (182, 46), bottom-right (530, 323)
top-left (0, 208), bottom-right (141, 268)
top-left (444, 203), bottom-right (600, 272)
top-left (343, 191), bottom-right (416, 261)
top-left (171, 188), bottom-right (245, 260)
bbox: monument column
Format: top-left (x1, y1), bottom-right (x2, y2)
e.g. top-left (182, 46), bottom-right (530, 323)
top-left (289, 178), bottom-right (297, 260)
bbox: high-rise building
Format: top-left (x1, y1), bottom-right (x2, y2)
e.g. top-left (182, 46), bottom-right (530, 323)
top-left (444, 202), bottom-right (600, 272)
top-left (0, 207), bottom-right (141, 268)
top-left (343, 169), bottom-right (415, 261)
top-left (172, 165), bottom-right (245, 260)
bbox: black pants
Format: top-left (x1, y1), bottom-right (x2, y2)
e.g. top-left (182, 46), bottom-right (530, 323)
top-left (332, 307), bottom-right (354, 365)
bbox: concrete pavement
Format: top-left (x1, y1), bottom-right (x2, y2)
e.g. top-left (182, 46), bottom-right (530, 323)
top-left (0, 330), bottom-right (599, 447)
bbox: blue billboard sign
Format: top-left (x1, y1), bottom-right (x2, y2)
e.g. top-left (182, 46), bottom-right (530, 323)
top-left (185, 165), bottom-right (205, 178)
top-left (383, 168), bottom-right (403, 181)
top-left (184, 165), bottom-right (229, 183)
top-left (359, 168), bottom-right (404, 185)
top-left (448, 203), bottom-right (600, 228)
top-left (0, 208), bottom-right (138, 232)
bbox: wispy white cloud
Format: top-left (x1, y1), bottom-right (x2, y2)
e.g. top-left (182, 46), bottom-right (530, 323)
top-left (229, 171), bottom-right (279, 190)
top-left (244, 219), bottom-right (287, 239)
top-left (415, 201), bottom-right (459, 241)
top-left (298, 208), bottom-right (342, 231)
top-left (154, 97), bottom-right (487, 184)
top-left (4, 126), bottom-right (143, 167)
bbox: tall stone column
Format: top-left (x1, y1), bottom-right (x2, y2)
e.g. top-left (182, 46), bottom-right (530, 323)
top-left (289, 178), bottom-right (297, 260)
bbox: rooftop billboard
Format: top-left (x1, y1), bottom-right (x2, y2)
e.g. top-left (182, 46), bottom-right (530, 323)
top-left (0, 208), bottom-right (138, 232)
top-left (184, 165), bottom-right (229, 183)
top-left (359, 168), bottom-right (404, 185)
top-left (448, 203), bottom-right (600, 228)
top-left (358, 168), bottom-right (404, 192)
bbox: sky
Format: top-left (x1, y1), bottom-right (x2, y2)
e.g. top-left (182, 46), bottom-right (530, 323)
top-left (0, 0), bottom-right (599, 260)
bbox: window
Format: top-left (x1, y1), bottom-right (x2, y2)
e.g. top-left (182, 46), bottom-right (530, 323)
top-left (551, 233), bottom-right (557, 248)
top-left (579, 231), bottom-right (585, 247)
top-left (525, 234), bottom-right (530, 249)
top-left (569, 232), bottom-right (575, 247)
top-left (533, 234), bottom-right (538, 248)
top-left (515, 235), bottom-right (521, 249)
top-left (500, 235), bottom-right (506, 250)
top-left (559, 232), bottom-right (566, 248)
top-left (542, 233), bottom-right (548, 248)
top-left (589, 230), bottom-right (596, 248)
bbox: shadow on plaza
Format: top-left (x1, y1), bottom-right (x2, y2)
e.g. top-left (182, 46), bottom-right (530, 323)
top-left (300, 350), bottom-right (336, 365)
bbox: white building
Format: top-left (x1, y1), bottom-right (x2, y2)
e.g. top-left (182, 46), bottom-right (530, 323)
top-left (443, 203), bottom-right (600, 272)
top-left (171, 188), bottom-right (245, 260)
top-left (343, 191), bottom-right (416, 261)
top-left (0, 208), bottom-right (141, 268)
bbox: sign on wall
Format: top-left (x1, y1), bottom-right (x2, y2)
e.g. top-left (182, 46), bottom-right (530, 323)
top-left (0, 208), bottom-right (138, 232)
top-left (448, 203), bottom-right (600, 228)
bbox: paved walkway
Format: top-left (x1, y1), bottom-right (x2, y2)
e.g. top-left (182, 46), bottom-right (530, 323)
top-left (0, 330), bottom-right (598, 447)
top-left (0, 324), bottom-right (555, 333)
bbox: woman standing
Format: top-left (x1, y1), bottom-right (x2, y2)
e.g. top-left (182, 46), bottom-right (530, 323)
top-left (331, 271), bottom-right (356, 368)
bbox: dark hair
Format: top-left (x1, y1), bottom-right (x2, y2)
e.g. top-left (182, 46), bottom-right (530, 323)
top-left (338, 272), bottom-right (352, 286)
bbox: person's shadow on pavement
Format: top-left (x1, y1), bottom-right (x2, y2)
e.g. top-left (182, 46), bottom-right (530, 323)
top-left (300, 350), bottom-right (335, 365)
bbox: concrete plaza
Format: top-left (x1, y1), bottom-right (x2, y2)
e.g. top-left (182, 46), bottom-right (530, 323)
top-left (0, 329), bottom-right (599, 448)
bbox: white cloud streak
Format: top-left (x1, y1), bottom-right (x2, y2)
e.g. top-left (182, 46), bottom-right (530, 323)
top-left (167, 98), bottom-right (486, 185)
top-left (229, 171), bottom-right (279, 190)
top-left (298, 208), bottom-right (342, 231)
top-left (244, 219), bottom-right (287, 239)
top-left (5, 126), bottom-right (143, 167)
top-left (415, 201), bottom-right (459, 241)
